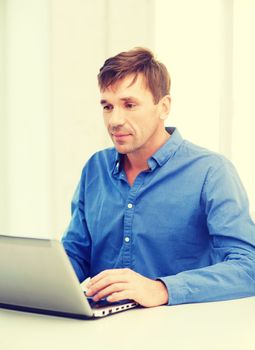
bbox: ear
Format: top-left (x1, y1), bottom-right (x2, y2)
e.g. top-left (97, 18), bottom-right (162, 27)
top-left (159, 95), bottom-right (171, 120)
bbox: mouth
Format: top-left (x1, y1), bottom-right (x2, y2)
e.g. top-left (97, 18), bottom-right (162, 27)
top-left (112, 133), bottom-right (131, 141)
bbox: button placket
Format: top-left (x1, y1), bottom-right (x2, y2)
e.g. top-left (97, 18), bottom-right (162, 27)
top-left (122, 173), bottom-right (146, 268)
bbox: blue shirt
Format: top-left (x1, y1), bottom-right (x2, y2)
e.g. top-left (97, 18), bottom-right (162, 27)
top-left (62, 127), bottom-right (255, 305)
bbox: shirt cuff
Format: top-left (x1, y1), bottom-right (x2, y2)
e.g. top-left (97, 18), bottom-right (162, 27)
top-left (158, 275), bottom-right (190, 305)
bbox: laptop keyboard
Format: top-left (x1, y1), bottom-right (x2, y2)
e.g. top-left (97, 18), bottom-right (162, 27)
top-left (86, 295), bottom-right (132, 309)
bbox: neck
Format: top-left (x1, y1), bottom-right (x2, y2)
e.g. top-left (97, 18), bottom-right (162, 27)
top-left (124, 128), bottom-right (170, 173)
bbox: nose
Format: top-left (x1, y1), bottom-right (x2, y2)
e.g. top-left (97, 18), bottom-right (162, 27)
top-left (108, 107), bottom-right (125, 128)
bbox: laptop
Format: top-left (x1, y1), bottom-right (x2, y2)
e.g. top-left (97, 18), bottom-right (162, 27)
top-left (0, 234), bottom-right (138, 319)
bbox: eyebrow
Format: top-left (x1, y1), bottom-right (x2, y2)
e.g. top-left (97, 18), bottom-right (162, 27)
top-left (100, 97), bottom-right (138, 105)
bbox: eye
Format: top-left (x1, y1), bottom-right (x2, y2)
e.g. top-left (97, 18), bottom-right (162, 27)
top-left (125, 102), bottom-right (136, 109)
top-left (103, 104), bottom-right (113, 112)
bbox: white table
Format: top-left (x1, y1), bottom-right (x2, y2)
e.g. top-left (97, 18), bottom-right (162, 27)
top-left (1, 297), bottom-right (255, 350)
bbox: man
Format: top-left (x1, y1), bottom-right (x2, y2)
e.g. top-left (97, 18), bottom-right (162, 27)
top-left (62, 48), bottom-right (255, 307)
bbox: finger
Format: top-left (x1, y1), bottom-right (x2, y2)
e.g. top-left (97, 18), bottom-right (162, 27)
top-left (87, 270), bottom-right (130, 296)
top-left (107, 290), bottom-right (133, 303)
top-left (86, 275), bottom-right (124, 296)
top-left (88, 268), bottom-right (130, 286)
top-left (92, 282), bottom-right (128, 301)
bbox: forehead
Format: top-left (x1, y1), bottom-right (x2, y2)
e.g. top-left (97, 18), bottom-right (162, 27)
top-left (100, 74), bottom-right (151, 100)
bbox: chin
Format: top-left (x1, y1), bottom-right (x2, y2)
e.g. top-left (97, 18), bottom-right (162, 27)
top-left (115, 147), bottom-right (128, 154)
top-left (113, 141), bottom-right (137, 155)
top-left (113, 144), bottom-right (131, 154)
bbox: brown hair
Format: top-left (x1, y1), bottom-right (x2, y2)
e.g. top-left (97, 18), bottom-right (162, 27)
top-left (98, 47), bottom-right (171, 104)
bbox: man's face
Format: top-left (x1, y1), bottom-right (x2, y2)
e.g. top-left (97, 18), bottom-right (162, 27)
top-left (100, 74), bottom-right (167, 156)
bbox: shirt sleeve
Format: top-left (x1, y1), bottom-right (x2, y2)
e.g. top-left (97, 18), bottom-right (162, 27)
top-left (159, 157), bottom-right (255, 305)
top-left (61, 169), bottom-right (91, 283)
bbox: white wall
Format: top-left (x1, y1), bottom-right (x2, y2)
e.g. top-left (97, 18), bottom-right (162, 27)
top-left (106, 0), bottom-right (155, 56)
top-left (155, 0), bottom-right (227, 153)
top-left (0, 0), bottom-right (7, 231)
top-left (4, 0), bottom-right (52, 236)
top-left (232, 0), bottom-right (255, 212)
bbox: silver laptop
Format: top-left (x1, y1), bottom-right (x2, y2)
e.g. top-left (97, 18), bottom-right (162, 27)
top-left (0, 234), bottom-right (137, 319)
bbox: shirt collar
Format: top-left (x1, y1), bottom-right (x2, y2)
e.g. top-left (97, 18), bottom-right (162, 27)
top-left (148, 127), bottom-right (183, 170)
top-left (113, 152), bottom-right (122, 175)
top-left (112, 127), bottom-right (183, 174)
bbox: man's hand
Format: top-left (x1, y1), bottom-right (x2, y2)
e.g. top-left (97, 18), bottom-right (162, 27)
top-left (86, 268), bottom-right (168, 307)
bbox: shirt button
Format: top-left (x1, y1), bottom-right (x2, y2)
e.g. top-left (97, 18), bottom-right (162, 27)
top-left (124, 237), bottom-right (130, 243)
top-left (127, 203), bottom-right (133, 209)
